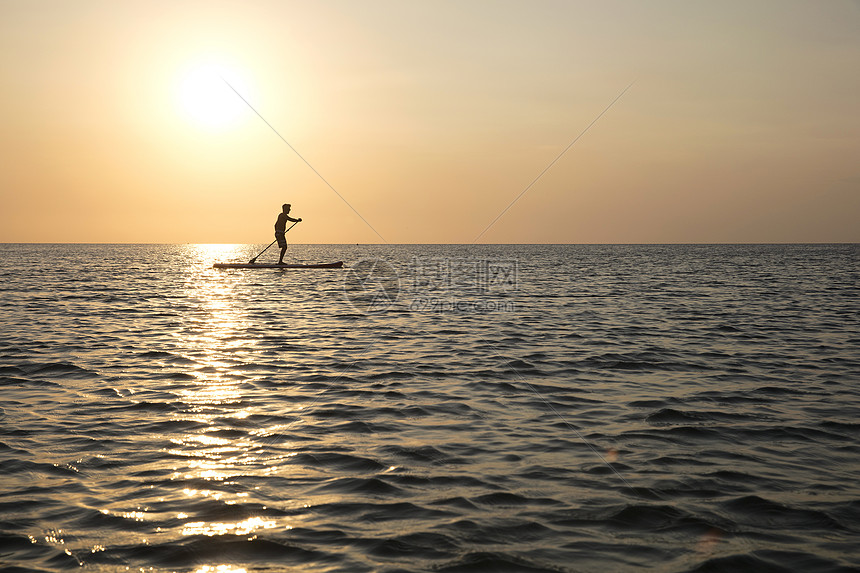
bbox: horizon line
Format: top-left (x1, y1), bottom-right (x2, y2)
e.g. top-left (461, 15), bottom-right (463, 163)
top-left (2, 241), bottom-right (858, 246)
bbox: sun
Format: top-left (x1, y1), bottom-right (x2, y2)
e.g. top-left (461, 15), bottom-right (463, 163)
top-left (178, 64), bottom-right (253, 130)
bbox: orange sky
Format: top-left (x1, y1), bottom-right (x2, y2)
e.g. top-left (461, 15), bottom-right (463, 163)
top-left (1, 0), bottom-right (858, 243)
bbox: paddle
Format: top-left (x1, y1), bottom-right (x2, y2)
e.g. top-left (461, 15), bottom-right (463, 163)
top-left (248, 220), bottom-right (301, 263)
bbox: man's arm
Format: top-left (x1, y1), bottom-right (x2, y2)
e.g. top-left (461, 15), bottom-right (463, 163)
top-left (286, 215), bottom-right (302, 222)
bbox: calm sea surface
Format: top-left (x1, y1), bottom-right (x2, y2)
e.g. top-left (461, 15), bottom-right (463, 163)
top-left (1, 243), bottom-right (858, 573)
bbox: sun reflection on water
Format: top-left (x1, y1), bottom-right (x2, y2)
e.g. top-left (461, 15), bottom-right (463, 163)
top-left (184, 243), bottom-right (247, 269)
top-left (195, 566), bottom-right (248, 573)
top-left (182, 516), bottom-right (278, 537)
top-left (153, 244), bottom-right (302, 562)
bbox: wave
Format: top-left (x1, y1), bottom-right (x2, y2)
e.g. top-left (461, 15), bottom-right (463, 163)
top-left (1, 243), bottom-right (857, 572)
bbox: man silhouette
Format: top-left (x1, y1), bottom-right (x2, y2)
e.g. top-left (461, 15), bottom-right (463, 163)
top-left (275, 204), bottom-right (301, 264)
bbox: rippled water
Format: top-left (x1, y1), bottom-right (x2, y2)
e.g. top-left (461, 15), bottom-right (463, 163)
top-left (1, 243), bottom-right (858, 572)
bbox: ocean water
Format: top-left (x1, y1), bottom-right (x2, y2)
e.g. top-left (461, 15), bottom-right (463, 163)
top-left (0, 243), bottom-right (858, 573)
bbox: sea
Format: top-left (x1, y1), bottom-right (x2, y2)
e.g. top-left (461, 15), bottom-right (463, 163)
top-left (0, 243), bottom-right (858, 573)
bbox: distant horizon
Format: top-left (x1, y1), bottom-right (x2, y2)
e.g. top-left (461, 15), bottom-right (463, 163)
top-left (3, 241), bottom-right (858, 246)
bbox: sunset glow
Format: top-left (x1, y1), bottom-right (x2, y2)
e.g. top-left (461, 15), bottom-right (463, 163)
top-left (178, 64), bottom-right (254, 130)
top-left (1, 1), bottom-right (857, 243)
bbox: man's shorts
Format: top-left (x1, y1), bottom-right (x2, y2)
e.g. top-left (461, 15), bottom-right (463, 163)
top-left (275, 232), bottom-right (287, 248)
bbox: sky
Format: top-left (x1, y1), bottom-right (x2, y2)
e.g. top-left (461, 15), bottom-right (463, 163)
top-left (1, 0), bottom-right (858, 244)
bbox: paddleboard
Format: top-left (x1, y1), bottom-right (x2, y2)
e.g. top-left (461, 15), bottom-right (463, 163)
top-left (213, 261), bottom-right (344, 269)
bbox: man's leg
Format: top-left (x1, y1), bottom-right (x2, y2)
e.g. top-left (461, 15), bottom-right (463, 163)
top-left (278, 245), bottom-right (287, 264)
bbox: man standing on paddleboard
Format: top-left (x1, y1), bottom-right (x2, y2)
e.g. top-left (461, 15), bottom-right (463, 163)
top-left (275, 204), bottom-right (301, 264)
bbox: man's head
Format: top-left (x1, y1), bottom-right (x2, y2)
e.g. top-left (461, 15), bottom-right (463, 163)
top-left (282, 204), bottom-right (291, 213)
